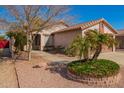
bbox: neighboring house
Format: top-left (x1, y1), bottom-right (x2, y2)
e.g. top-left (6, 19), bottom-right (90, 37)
top-left (52, 18), bottom-right (117, 52)
top-left (116, 30), bottom-right (124, 49)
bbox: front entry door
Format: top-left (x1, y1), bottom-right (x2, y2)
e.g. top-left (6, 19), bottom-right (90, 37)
top-left (32, 34), bottom-right (41, 50)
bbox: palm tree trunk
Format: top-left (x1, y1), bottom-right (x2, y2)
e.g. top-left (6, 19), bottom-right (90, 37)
top-left (83, 49), bottom-right (89, 61)
top-left (92, 44), bottom-right (102, 60)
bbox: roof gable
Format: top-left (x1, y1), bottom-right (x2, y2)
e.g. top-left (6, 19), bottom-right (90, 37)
top-left (52, 18), bottom-right (117, 34)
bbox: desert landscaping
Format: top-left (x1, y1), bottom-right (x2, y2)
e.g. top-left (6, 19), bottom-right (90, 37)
top-left (0, 51), bottom-right (124, 88)
top-left (0, 5), bottom-right (124, 88)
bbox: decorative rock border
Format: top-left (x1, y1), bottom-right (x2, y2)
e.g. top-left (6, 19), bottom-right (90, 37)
top-left (67, 70), bottom-right (121, 87)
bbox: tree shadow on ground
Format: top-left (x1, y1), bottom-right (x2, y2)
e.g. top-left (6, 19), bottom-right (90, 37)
top-left (45, 59), bottom-right (92, 82)
top-left (45, 61), bottom-right (72, 80)
top-left (0, 57), bottom-right (11, 63)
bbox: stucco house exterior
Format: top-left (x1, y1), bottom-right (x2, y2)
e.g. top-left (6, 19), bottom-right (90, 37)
top-left (52, 18), bottom-right (117, 52)
top-left (32, 18), bottom-right (118, 52)
top-left (32, 21), bottom-right (69, 50)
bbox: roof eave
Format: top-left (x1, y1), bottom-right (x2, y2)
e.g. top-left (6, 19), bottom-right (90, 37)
top-left (52, 27), bottom-right (81, 34)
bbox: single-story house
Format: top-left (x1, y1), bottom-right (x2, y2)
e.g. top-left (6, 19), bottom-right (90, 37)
top-left (52, 18), bottom-right (118, 52)
top-left (32, 18), bottom-right (120, 52)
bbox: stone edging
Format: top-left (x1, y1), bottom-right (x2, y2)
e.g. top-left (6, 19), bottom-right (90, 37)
top-left (67, 70), bottom-right (121, 87)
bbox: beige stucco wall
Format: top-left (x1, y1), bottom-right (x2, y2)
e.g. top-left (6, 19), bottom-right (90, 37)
top-left (83, 24), bottom-right (100, 32)
top-left (54, 30), bottom-right (82, 48)
top-left (31, 23), bottom-right (68, 50)
top-left (53, 22), bottom-right (116, 52)
top-left (103, 24), bottom-right (114, 34)
top-left (41, 23), bottom-right (68, 50)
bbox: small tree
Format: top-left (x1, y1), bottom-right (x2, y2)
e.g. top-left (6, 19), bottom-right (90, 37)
top-left (0, 5), bottom-right (75, 61)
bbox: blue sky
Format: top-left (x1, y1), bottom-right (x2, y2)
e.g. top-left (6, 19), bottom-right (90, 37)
top-left (70, 5), bottom-right (124, 30)
top-left (0, 5), bottom-right (124, 32)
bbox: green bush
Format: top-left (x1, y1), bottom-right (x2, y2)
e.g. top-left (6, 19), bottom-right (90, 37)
top-left (67, 59), bottom-right (120, 78)
top-left (6, 31), bottom-right (27, 52)
top-left (0, 35), bottom-right (5, 40)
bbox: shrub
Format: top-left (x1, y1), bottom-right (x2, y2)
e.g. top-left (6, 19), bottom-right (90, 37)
top-left (6, 31), bottom-right (27, 52)
top-left (0, 35), bottom-right (5, 40)
top-left (67, 59), bottom-right (120, 78)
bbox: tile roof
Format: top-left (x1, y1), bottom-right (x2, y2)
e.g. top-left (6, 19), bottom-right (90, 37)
top-left (117, 30), bottom-right (124, 33)
top-left (116, 30), bottom-right (124, 36)
top-left (52, 18), bottom-right (117, 34)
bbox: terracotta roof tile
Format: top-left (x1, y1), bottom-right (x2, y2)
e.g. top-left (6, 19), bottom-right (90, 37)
top-left (116, 30), bottom-right (124, 36)
top-left (118, 30), bottom-right (124, 33)
top-left (52, 18), bottom-right (117, 34)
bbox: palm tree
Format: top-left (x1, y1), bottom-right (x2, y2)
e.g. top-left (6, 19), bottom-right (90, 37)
top-left (66, 30), bottom-right (116, 62)
top-left (85, 30), bottom-right (116, 60)
top-left (65, 35), bottom-right (91, 61)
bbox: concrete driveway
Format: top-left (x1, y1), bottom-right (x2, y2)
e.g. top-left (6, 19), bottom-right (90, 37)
top-left (14, 51), bottom-right (124, 88)
top-left (34, 51), bottom-right (124, 66)
top-left (32, 51), bottom-right (77, 63)
top-left (99, 51), bottom-right (124, 65)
